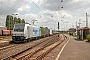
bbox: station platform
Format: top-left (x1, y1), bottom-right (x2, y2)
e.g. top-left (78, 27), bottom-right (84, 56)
top-left (43, 35), bottom-right (90, 60)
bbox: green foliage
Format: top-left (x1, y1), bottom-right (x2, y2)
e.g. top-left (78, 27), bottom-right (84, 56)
top-left (17, 18), bottom-right (21, 23)
top-left (6, 15), bottom-right (14, 30)
top-left (14, 17), bottom-right (17, 24)
top-left (73, 33), bottom-right (76, 37)
top-left (86, 34), bottom-right (90, 42)
top-left (21, 19), bottom-right (25, 23)
top-left (6, 15), bottom-right (25, 30)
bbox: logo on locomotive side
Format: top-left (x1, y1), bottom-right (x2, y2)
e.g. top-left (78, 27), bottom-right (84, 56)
top-left (33, 29), bottom-right (37, 34)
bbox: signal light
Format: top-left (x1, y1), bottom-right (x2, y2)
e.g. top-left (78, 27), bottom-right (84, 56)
top-left (58, 22), bottom-right (59, 29)
top-left (61, 0), bottom-right (63, 2)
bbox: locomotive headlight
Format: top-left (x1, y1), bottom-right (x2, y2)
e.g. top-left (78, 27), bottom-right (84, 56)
top-left (12, 36), bottom-right (15, 39)
top-left (12, 34), bottom-right (16, 36)
top-left (21, 37), bottom-right (24, 39)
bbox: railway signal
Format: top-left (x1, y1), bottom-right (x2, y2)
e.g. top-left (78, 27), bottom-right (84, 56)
top-left (58, 22), bottom-right (59, 30)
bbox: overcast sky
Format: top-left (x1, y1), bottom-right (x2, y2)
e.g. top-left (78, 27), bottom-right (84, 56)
top-left (0, 0), bottom-right (90, 30)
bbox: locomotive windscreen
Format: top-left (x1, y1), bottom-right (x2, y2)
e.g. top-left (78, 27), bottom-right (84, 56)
top-left (14, 24), bottom-right (25, 32)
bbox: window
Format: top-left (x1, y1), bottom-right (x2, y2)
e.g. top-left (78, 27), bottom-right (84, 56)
top-left (14, 24), bottom-right (25, 32)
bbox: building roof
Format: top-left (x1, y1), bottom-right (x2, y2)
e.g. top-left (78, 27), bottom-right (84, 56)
top-left (80, 27), bottom-right (89, 30)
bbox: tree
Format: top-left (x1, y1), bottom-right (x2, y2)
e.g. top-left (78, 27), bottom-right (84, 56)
top-left (6, 15), bottom-right (14, 30)
top-left (17, 18), bottom-right (21, 23)
top-left (6, 15), bottom-right (25, 30)
top-left (21, 19), bottom-right (25, 23)
top-left (14, 17), bottom-right (17, 24)
top-left (6, 15), bottom-right (13, 30)
top-left (10, 16), bottom-right (14, 30)
top-left (6, 15), bottom-right (10, 28)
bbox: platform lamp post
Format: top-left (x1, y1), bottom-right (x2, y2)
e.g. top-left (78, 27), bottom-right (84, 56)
top-left (51, 15), bottom-right (54, 30)
top-left (53, 22), bottom-right (56, 31)
top-left (78, 19), bottom-right (81, 29)
top-left (86, 13), bottom-right (89, 27)
top-left (64, 22), bottom-right (69, 31)
top-left (12, 14), bottom-right (18, 24)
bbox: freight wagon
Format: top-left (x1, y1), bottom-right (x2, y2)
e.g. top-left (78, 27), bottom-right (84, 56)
top-left (69, 28), bottom-right (76, 36)
top-left (37, 27), bottom-right (41, 38)
top-left (0, 26), bottom-right (7, 35)
top-left (46, 27), bottom-right (50, 36)
top-left (50, 29), bottom-right (53, 36)
top-left (40, 27), bottom-right (47, 37)
top-left (2, 30), bottom-right (11, 36)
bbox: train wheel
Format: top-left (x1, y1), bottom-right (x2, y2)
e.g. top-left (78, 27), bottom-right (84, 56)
top-left (35, 37), bottom-right (37, 40)
top-left (24, 40), bottom-right (27, 43)
top-left (27, 38), bottom-right (30, 42)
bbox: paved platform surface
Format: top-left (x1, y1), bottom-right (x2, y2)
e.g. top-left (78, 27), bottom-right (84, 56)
top-left (43, 35), bottom-right (90, 60)
top-left (43, 34), bottom-right (68, 60)
top-left (59, 36), bottom-right (90, 60)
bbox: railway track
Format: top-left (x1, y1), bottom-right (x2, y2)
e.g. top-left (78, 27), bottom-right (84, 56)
top-left (10, 34), bottom-right (61, 60)
top-left (0, 34), bottom-right (59, 60)
top-left (0, 44), bottom-right (18, 51)
top-left (0, 34), bottom-right (68, 60)
top-left (29, 35), bottom-right (67, 60)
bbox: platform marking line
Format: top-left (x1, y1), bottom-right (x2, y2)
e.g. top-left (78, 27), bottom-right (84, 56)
top-left (55, 36), bottom-right (70, 60)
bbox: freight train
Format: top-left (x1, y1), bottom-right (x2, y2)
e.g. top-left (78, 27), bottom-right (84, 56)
top-left (12, 23), bottom-right (54, 43)
top-left (69, 28), bottom-right (76, 36)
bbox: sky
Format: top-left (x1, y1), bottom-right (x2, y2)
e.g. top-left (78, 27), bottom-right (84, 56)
top-left (0, 0), bottom-right (90, 31)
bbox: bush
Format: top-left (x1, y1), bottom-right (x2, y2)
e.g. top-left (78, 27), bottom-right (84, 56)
top-left (73, 33), bottom-right (76, 37)
top-left (86, 34), bottom-right (90, 42)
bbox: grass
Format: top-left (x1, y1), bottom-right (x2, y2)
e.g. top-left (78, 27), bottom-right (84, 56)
top-left (0, 38), bottom-right (2, 40)
top-left (86, 40), bottom-right (90, 42)
top-left (0, 36), bottom-right (12, 41)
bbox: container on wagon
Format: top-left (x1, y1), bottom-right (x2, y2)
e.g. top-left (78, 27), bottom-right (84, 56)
top-left (46, 27), bottom-right (50, 36)
top-left (37, 27), bottom-right (41, 37)
top-left (50, 29), bottom-right (53, 35)
top-left (40, 27), bottom-right (47, 37)
top-left (2, 30), bottom-right (11, 35)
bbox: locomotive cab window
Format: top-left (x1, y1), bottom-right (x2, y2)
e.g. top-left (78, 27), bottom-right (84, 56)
top-left (14, 24), bottom-right (25, 32)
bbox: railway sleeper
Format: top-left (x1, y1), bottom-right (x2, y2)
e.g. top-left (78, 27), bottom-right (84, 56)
top-left (12, 35), bottom-right (62, 60)
top-left (14, 40), bottom-right (57, 59)
top-left (0, 36), bottom-right (62, 59)
top-left (29, 40), bottom-right (64, 60)
top-left (29, 35), bottom-right (66, 60)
